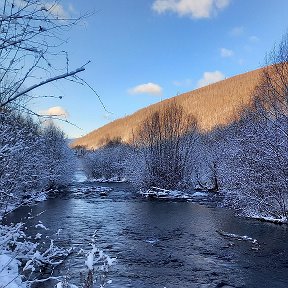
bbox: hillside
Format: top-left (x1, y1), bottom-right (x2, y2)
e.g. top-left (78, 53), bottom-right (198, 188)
top-left (72, 67), bottom-right (263, 149)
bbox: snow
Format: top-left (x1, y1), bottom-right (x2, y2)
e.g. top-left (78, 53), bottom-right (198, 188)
top-left (85, 251), bottom-right (94, 270)
top-left (71, 186), bottom-right (112, 197)
top-left (145, 238), bottom-right (159, 244)
top-left (56, 229), bottom-right (62, 236)
top-left (140, 187), bottom-right (190, 200)
top-left (33, 192), bottom-right (47, 202)
top-left (106, 255), bottom-right (116, 266)
top-left (0, 254), bottom-right (25, 288)
top-left (35, 222), bottom-right (48, 230)
top-left (192, 191), bottom-right (208, 197)
top-left (56, 283), bottom-right (79, 288)
top-left (217, 229), bottom-right (258, 244)
top-left (73, 192), bottom-right (84, 196)
top-left (169, 190), bottom-right (189, 199)
top-left (84, 243), bottom-right (116, 284)
top-left (34, 233), bottom-right (42, 239)
top-left (247, 214), bottom-right (288, 224)
top-left (91, 176), bottom-right (127, 183)
top-left (85, 244), bottom-right (98, 270)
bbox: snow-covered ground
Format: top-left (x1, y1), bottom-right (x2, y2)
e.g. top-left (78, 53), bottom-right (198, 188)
top-left (191, 191), bottom-right (208, 197)
top-left (245, 214), bottom-right (288, 224)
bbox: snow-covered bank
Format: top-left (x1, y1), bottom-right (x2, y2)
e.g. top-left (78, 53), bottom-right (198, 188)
top-left (246, 214), bottom-right (288, 225)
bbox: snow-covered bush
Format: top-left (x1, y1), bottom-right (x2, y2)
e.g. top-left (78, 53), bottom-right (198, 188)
top-left (186, 134), bottom-right (219, 191)
top-left (82, 143), bottom-right (131, 181)
top-left (0, 221), bottom-right (76, 287)
top-left (42, 124), bottom-right (76, 189)
top-left (124, 146), bottom-right (151, 189)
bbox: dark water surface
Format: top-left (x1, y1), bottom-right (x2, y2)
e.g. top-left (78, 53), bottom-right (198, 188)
top-left (4, 174), bottom-right (288, 288)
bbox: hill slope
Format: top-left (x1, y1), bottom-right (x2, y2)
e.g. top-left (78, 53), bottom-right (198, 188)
top-left (72, 68), bottom-right (263, 149)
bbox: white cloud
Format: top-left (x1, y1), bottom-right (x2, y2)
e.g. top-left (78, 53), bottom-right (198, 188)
top-left (220, 47), bottom-right (234, 58)
top-left (197, 71), bottom-right (225, 88)
top-left (230, 26), bottom-right (244, 37)
top-left (43, 2), bottom-right (68, 18)
top-left (215, 0), bottom-right (230, 9)
top-left (40, 106), bottom-right (69, 118)
top-left (14, 0), bottom-right (70, 19)
top-left (152, 0), bottom-right (230, 19)
top-left (128, 83), bottom-right (163, 96)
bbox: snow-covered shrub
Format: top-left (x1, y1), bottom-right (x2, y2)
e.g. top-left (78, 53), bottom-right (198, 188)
top-left (0, 221), bottom-right (75, 287)
top-left (124, 146), bottom-right (151, 189)
top-left (82, 143), bottom-right (131, 181)
top-left (42, 124), bottom-right (76, 189)
top-left (83, 149), bottom-right (111, 179)
top-left (185, 134), bottom-right (219, 191)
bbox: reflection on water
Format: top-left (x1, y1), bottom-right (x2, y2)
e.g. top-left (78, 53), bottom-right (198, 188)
top-left (4, 181), bottom-right (288, 288)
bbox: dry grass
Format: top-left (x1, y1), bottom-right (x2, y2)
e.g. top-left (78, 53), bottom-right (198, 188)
top-left (72, 67), bottom-right (263, 149)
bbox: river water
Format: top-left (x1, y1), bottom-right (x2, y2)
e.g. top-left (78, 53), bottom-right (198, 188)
top-left (4, 171), bottom-right (288, 288)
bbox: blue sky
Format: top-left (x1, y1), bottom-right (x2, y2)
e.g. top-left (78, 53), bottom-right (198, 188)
top-left (32, 0), bottom-right (288, 138)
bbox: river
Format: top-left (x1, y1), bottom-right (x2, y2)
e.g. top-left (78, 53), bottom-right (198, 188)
top-left (4, 171), bottom-right (288, 288)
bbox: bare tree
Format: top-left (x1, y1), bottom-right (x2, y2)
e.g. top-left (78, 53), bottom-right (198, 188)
top-left (133, 101), bottom-right (198, 189)
top-left (254, 32), bottom-right (288, 128)
top-left (0, 0), bottom-right (88, 111)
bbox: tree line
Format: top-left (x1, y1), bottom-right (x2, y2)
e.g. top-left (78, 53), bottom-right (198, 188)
top-left (0, 109), bottom-right (75, 216)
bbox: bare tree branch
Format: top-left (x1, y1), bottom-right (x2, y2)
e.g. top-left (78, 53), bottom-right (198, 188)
top-left (0, 66), bottom-right (85, 108)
